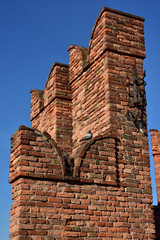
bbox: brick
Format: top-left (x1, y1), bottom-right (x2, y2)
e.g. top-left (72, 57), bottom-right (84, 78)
top-left (9, 6), bottom-right (157, 240)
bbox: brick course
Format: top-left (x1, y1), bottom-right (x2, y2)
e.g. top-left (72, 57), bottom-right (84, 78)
top-left (9, 7), bottom-right (158, 240)
top-left (150, 129), bottom-right (160, 239)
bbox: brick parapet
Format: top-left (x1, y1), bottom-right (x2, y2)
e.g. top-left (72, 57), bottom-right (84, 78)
top-left (150, 129), bottom-right (160, 206)
top-left (9, 125), bottom-right (156, 239)
top-left (150, 129), bottom-right (160, 155)
top-left (9, 126), bottom-right (121, 186)
top-left (88, 7), bottom-right (145, 64)
top-left (10, 140), bottom-right (155, 240)
top-left (9, 125), bottom-right (66, 184)
top-left (30, 63), bottom-right (72, 154)
top-left (30, 89), bottom-right (44, 120)
top-left (9, 6), bottom-right (157, 240)
top-left (44, 63), bottom-right (70, 107)
top-left (68, 7), bottom-right (146, 152)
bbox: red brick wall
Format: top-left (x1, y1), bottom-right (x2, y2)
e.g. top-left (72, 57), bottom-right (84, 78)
top-left (68, 8), bottom-right (145, 151)
top-left (30, 63), bottom-right (72, 154)
top-left (150, 129), bottom-right (160, 205)
top-left (10, 126), bottom-right (155, 239)
top-left (9, 7), bottom-right (156, 240)
top-left (150, 129), bottom-right (160, 239)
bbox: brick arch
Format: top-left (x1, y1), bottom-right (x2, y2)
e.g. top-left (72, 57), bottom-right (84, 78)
top-left (9, 126), bottom-right (67, 184)
top-left (73, 132), bottom-right (120, 185)
top-left (36, 130), bottom-right (67, 177)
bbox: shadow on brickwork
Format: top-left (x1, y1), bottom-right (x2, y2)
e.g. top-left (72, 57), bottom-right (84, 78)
top-left (154, 206), bottom-right (160, 240)
top-left (68, 133), bottom-right (121, 186)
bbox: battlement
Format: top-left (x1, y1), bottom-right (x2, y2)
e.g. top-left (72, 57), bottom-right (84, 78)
top-left (30, 62), bottom-right (72, 154)
top-left (9, 7), bottom-right (157, 240)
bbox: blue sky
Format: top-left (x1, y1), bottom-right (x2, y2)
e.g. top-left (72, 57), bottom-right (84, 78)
top-left (0, 0), bottom-right (160, 239)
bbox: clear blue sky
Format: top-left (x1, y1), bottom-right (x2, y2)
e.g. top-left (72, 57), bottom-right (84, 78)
top-left (0, 0), bottom-right (160, 239)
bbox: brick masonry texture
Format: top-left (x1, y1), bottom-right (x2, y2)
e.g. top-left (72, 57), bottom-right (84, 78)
top-left (9, 7), bottom-right (159, 240)
top-left (150, 129), bottom-right (160, 239)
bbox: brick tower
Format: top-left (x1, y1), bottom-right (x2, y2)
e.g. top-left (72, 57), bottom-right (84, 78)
top-left (9, 7), bottom-right (156, 240)
top-left (150, 129), bottom-right (160, 239)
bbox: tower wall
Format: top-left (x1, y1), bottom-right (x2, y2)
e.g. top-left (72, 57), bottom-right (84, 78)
top-left (150, 129), bottom-right (160, 205)
top-left (9, 7), bottom-right (156, 240)
top-left (150, 129), bottom-right (160, 239)
top-left (30, 63), bottom-right (72, 154)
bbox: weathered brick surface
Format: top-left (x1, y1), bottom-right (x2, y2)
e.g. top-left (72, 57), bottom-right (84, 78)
top-left (88, 8), bottom-right (145, 63)
top-left (9, 7), bottom-right (157, 240)
top-left (150, 129), bottom-right (160, 204)
top-left (150, 129), bottom-right (160, 239)
top-left (10, 126), bottom-right (66, 183)
top-left (10, 178), bottom-right (155, 240)
top-left (31, 63), bottom-right (72, 154)
top-left (68, 9), bottom-right (146, 152)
